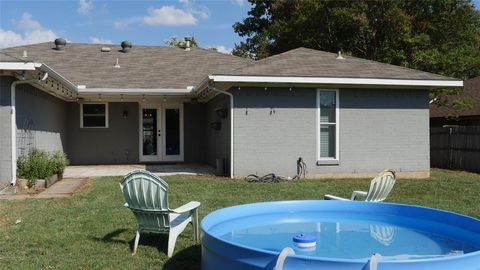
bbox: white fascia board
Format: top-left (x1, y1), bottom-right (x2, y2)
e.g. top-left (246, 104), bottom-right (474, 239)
top-left (78, 88), bottom-right (193, 95)
top-left (36, 63), bottom-right (78, 92)
top-left (211, 75), bottom-right (463, 88)
top-left (0, 62), bottom-right (40, 70)
top-left (1, 62), bottom-right (79, 93)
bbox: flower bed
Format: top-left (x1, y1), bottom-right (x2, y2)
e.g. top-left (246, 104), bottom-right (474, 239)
top-left (17, 149), bottom-right (69, 189)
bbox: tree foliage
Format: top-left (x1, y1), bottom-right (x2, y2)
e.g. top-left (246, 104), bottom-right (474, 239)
top-left (233, 0), bottom-right (480, 81)
top-left (164, 36), bottom-right (199, 49)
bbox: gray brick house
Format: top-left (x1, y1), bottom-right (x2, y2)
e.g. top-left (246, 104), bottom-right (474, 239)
top-left (0, 40), bottom-right (462, 185)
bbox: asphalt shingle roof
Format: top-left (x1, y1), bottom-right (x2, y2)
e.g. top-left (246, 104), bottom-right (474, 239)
top-left (430, 76), bottom-right (480, 118)
top-left (1, 44), bottom-right (458, 90)
top-left (216, 47), bottom-right (456, 81)
top-left (0, 42), bottom-right (251, 89)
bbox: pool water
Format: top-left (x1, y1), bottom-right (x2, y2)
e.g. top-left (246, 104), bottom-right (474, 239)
top-left (212, 212), bottom-right (479, 260)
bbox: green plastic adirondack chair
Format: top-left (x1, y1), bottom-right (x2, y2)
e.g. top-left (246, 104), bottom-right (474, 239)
top-left (120, 170), bottom-right (200, 257)
top-left (324, 170), bottom-right (396, 202)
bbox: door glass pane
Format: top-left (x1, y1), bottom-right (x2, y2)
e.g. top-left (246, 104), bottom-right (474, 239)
top-left (165, 108), bottom-right (180, 155)
top-left (142, 109), bottom-right (157, 156)
top-left (320, 124), bottom-right (336, 158)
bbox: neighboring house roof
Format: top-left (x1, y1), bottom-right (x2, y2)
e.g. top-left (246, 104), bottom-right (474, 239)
top-left (430, 76), bottom-right (480, 118)
top-left (0, 42), bottom-right (250, 89)
top-left (216, 47), bottom-right (456, 81)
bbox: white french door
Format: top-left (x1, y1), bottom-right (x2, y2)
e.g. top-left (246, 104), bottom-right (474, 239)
top-left (139, 104), bottom-right (183, 162)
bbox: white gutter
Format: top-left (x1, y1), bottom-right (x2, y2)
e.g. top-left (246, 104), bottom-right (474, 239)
top-left (77, 88), bottom-right (193, 95)
top-left (36, 63), bottom-right (78, 92)
top-left (0, 62), bottom-right (39, 70)
top-left (209, 85), bottom-right (234, 179)
top-left (210, 75), bottom-right (463, 88)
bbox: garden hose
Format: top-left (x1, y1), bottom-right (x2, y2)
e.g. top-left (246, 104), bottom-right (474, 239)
top-left (246, 157), bottom-right (307, 183)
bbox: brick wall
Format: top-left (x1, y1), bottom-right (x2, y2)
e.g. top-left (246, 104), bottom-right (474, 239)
top-left (231, 87), bottom-right (430, 178)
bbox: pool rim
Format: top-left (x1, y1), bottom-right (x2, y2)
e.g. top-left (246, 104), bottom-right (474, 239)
top-left (201, 200), bottom-right (480, 264)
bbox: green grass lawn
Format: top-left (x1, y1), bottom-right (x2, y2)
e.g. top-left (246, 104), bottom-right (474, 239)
top-left (0, 169), bottom-right (479, 269)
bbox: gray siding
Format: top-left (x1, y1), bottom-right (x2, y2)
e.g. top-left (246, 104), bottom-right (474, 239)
top-left (15, 83), bottom-right (67, 157)
top-left (184, 103), bottom-right (207, 163)
top-left (0, 77), bottom-right (13, 183)
top-left (66, 102), bottom-right (139, 164)
top-left (232, 87), bottom-right (430, 178)
top-left (205, 95), bottom-right (230, 171)
top-left (0, 76), bottom-right (68, 184)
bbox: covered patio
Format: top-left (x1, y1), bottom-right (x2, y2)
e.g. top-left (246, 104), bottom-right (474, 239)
top-left (63, 163), bottom-right (215, 178)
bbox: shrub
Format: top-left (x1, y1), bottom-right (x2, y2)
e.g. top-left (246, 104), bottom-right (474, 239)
top-left (17, 149), bottom-right (69, 188)
top-left (51, 151), bottom-right (69, 176)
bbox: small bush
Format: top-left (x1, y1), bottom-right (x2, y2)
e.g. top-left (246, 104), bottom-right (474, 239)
top-left (51, 151), bottom-right (69, 175)
top-left (17, 149), bottom-right (69, 188)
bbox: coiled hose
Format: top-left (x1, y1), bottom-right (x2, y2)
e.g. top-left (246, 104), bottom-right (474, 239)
top-left (246, 157), bottom-right (307, 183)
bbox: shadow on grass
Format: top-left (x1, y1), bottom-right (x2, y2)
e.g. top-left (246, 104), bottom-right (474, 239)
top-left (93, 229), bottom-right (169, 254)
top-left (164, 245), bottom-right (201, 270)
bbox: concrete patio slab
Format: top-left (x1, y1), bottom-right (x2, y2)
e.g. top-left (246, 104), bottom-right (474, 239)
top-left (63, 163), bottom-right (214, 178)
top-left (36, 178), bottom-right (87, 198)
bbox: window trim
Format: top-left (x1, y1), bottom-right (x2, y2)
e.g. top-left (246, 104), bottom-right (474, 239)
top-left (316, 89), bottom-right (339, 164)
top-left (80, 102), bottom-right (109, 128)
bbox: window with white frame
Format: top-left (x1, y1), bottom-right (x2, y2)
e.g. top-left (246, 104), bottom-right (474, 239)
top-left (317, 89), bottom-right (339, 161)
top-left (81, 103), bottom-right (108, 128)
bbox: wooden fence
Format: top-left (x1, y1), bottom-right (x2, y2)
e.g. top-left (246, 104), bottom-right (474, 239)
top-left (430, 126), bottom-right (480, 173)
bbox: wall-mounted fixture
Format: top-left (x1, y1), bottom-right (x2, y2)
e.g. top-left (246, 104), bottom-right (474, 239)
top-left (215, 108), bottom-right (228, 118)
top-left (210, 121), bottom-right (221, 131)
top-left (122, 109), bottom-right (128, 119)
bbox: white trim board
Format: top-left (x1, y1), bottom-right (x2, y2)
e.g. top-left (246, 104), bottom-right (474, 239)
top-left (0, 62), bottom-right (40, 70)
top-left (80, 102), bottom-right (109, 128)
top-left (210, 75), bottom-right (463, 88)
top-left (78, 88), bottom-right (193, 95)
top-left (316, 89), bottom-right (340, 163)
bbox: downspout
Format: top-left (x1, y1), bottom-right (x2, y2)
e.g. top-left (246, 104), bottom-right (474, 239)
top-left (10, 73), bottom-right (48, 185)
top-left (209, 84), bottom-right (234, 179)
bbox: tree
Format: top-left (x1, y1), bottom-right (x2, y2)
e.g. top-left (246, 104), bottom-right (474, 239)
top-left (164, 36), bottom-right (199, 49)
top-left (232, 0), bottom-right (480, 111)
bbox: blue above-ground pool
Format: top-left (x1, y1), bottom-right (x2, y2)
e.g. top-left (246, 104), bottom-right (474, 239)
top-left (201, 201), bottom-right (480, 270)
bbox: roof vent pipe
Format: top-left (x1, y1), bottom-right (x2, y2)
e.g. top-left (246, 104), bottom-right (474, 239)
top-left (54, 38), bottom-right (67, 51)
top-left (336, 51), bottom-right (345, 60)
top-left (184, 37), bottom-right (192, 51)
top-left (121, 41), bottom-right (132, 53)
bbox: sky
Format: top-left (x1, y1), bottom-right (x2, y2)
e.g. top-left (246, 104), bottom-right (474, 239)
top-left (0, 0), bottom-right (252, 53)
top-left (1, 0), bottom-right (479, 53)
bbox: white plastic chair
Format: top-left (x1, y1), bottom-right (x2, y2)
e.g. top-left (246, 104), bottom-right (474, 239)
top-left (324, 170), bottom-right (396, 202)
top-left (120, 170), bottom-right (200, 257)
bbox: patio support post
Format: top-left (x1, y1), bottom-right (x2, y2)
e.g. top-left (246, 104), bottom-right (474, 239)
top-left (208, 83), bottom-right (234, 179)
